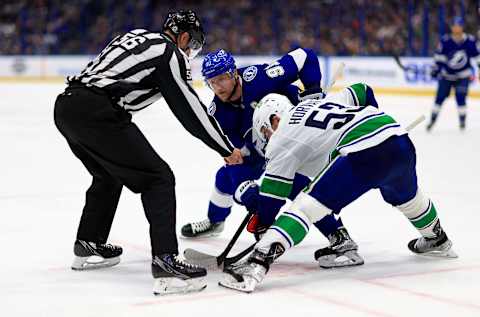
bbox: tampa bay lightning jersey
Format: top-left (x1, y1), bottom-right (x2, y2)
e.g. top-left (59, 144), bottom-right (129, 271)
top-left (207, 48), bottom-right (321, 161)
top-left (434, 34), bottom-right (480, 80)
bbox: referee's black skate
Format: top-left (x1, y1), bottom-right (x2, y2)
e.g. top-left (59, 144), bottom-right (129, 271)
top-left (71, 240), bottom-right (122, 270)
top-left (408, 221), bottom-right (457, 258)
top-left (152, 254), bottom-right (207, 295)
top-left (181, 219), bottom-right (224, 238)
top-left (314, 227), bottom-right (364, 268)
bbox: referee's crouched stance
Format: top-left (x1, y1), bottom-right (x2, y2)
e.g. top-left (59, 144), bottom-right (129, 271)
top-left (53, 10), bottom-right (242, 295)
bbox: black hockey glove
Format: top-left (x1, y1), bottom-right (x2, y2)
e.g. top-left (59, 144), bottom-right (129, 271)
top-left (430, 66), bottom-right (440, 80)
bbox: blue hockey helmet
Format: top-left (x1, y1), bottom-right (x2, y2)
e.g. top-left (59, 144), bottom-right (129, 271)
top-left (201, 49), bottom-right (236, 80)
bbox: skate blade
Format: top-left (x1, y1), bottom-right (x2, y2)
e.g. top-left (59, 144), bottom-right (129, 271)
top-left (218, 274), bottom-right (257, 293)
top-left (412, 239), bottom-right (458, 259)
top-left (71, 255), bottom-right (120, 270)
top-left (317, 251), bottom-right (365, 269)
top-left (181, 231), bottom-right (222, 239)
top-left (153, 277), bottom-right (207, 296)
top-left (180, 230), bottom-right (223, 240)
top-left (183, 249), bottom-right (220, 270)
top-left (415, 248), bottom-right (458, 259)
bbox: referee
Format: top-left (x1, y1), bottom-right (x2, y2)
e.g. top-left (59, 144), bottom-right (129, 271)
top-left (54, 10), bottom-right (242, 294)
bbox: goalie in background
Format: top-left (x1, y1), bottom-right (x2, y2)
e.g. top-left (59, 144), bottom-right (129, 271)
top-left (427, 16), bottom-right (480, 131)
top-left (180, 48), bottom-right (364, 268)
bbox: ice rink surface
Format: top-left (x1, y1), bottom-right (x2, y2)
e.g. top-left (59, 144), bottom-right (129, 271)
top-left (1, 82), bottom-right (480, 317)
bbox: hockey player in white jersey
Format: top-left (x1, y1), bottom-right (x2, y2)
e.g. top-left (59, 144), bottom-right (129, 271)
top-left (220, 84), bottom-right (457, 293)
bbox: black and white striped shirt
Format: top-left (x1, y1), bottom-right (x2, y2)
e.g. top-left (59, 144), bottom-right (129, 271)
top-left (68, 29), bottom-right (234, 157)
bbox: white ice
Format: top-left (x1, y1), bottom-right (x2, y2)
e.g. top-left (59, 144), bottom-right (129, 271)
top-left (1, 82), bottom-right (480, 317)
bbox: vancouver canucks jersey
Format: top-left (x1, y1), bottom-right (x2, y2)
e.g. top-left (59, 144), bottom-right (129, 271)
top-left (207, 48), bottom-right (321, 159)
top-left (434, 34), bottom-right (480, 80)
top-left (261, 83), bottom-right (407, 200)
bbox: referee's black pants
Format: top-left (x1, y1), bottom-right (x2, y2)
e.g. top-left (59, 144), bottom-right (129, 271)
top-left (54, 85), bottom-right (178, 256)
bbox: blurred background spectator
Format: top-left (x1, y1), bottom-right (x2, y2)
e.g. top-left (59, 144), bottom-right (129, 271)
top-left (0, 0), bottom-right (478, 56)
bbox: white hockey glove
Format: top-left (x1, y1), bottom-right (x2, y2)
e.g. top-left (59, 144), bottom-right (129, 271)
top-left (234, 180), bottom-right (259, 212)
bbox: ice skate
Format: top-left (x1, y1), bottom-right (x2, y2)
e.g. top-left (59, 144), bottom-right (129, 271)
top-left (152, 254), bottom-right (207, 295)
top-left (219, 243), bottom-right (284, 293)
top-left (181, 219), bottom-right (224, 238)
top-left (408, 221), bottom-right (457, 258)
top-left (71, 240), bottom-right (122, 270)
top-left (314, 227), bottom-right (364, 268)
top-left (219, 260), bottom-right (267, 293)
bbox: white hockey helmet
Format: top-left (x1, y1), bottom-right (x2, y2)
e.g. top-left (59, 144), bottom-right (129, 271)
top-left (253, 93), bottom-right (293, 142)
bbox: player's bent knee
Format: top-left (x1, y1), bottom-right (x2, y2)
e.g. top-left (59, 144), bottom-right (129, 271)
top-left (290, 192), bottom-right (332, 223)
top-left (395, 189), bottom-right (429, 217)
top-left (210, 185), bottom-right (233, 208)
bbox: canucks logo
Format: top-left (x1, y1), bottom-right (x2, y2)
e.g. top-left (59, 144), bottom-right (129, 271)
top-left (242, 66), bottom-right (258, 82)
top-left (448, 50), bottom-right (468, 70)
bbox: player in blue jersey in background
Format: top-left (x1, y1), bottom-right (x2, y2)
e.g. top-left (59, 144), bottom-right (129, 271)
top-left (181, 48), bottom-right (364, 268)
top-left (427, 16), bottom-right (480, 131)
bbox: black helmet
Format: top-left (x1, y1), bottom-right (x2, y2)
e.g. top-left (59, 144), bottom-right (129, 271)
top-left (163, 10), bottom-right (205, 58)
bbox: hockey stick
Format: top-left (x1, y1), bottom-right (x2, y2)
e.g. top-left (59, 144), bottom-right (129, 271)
top-left (391, 53), bottom-right (411, 72)
top-left (406, 114), bottom-right (426, 131)
top-left (323, 61), bottom-right (426, 131)
top-left (184, 211), bottom-right (254, 269)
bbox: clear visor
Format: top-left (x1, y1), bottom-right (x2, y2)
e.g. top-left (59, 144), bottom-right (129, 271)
top-left (186, 40), bottom-right (202, 60)
top-left (186, 31), bottom-right (204, 60)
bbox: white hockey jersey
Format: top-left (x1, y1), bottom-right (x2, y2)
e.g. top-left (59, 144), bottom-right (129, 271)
top-left (260, 84), bottom-right (408, 200)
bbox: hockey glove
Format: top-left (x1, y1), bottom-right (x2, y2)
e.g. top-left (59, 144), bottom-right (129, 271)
top-left (234, 180), bottom-right (260, 212)
top-left (247, 213), bottom-right (269, 241)
top-left (430, 66), bottom-right (440, 80)
top-left (299, 87), bottom-right (325, 101)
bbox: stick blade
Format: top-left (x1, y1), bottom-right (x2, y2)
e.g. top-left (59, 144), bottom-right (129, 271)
top-left (183, 248), bottom-right (222, 270)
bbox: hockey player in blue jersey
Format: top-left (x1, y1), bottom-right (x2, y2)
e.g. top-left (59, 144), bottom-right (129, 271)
top-left (427, 16), bottom-right (480, 131)
top-left (181, 48), bottom-right (364, 268)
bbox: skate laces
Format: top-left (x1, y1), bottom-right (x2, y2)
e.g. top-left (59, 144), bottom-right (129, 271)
top-left (173, 255), bottom-right (201, 270)
top-left (329, 229), bottom-right (357, 251)
top-left (191, 219), bottom-right (212, 233)
top-left (329, 230), bottom-right (346, 247)
top-left (99, 243), bottom-right (119, 252)
top-left (415, 235), bottom-right (438, 247)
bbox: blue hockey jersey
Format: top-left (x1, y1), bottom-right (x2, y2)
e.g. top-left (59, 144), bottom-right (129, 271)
top-left (434, 34), bottom-right (480, 80)
top-left (206, 48), bottom-right (321, 161)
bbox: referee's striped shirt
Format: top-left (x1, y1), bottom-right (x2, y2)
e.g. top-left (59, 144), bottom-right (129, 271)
top-left (68, 29), bottom-right (234, 157)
